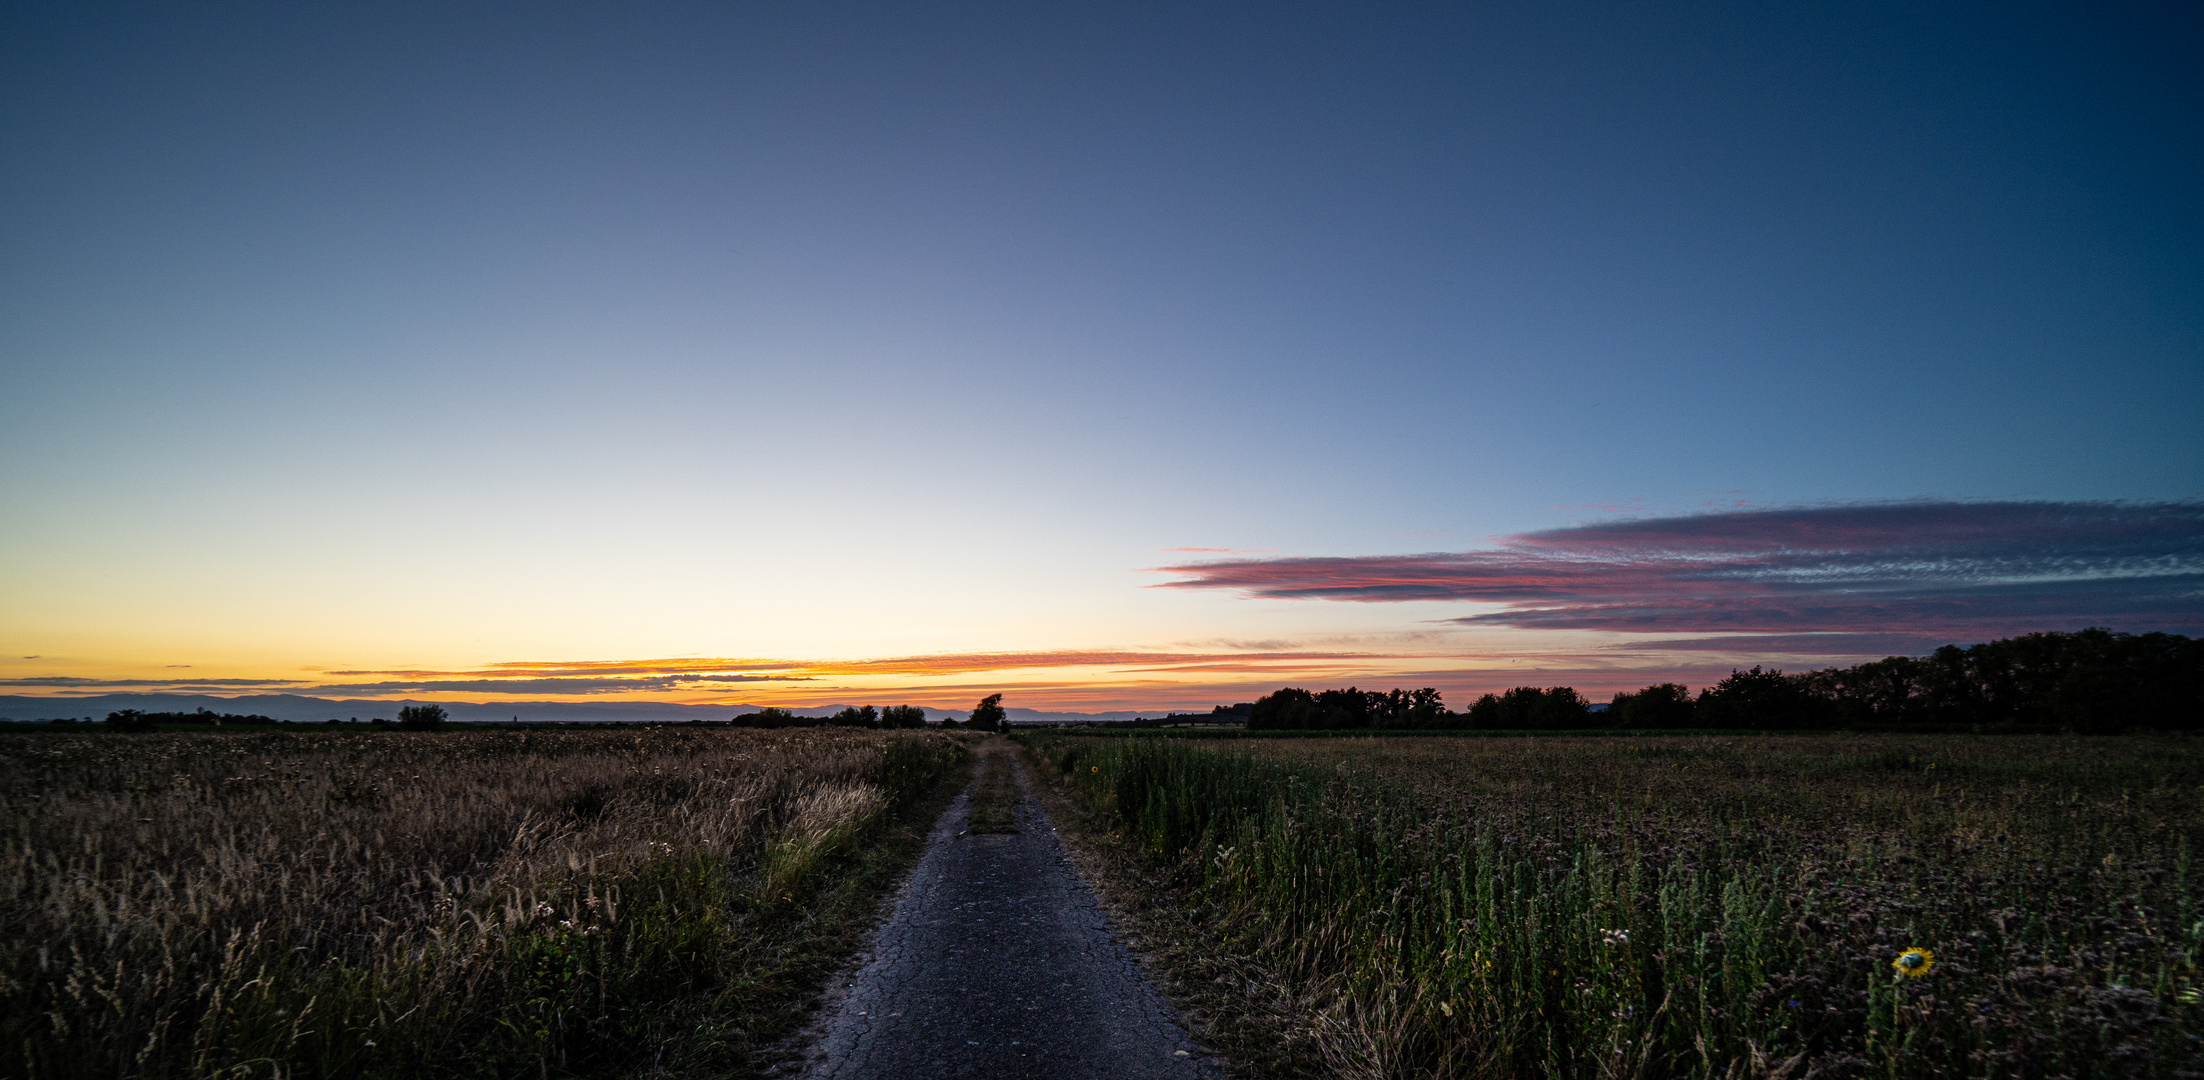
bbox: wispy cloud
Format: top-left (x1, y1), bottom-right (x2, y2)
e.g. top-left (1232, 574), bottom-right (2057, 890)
top-left (1157, 501), bottom-right (2204, 636)
top-left (1111, 662), bottom-right (1370, 674)
top-left (324, 660), bottom-right (800, 678)
top-left (0, 676), bottom-right (310, 688)
top-left (307, 675), bottom-right (807, 695)
top-left (1169, 638), bottom-right (1306, 652)
top-left (327, 650), bottom-right (1379, 683)
top-left (1605, 634), bottom-right (1957, 656)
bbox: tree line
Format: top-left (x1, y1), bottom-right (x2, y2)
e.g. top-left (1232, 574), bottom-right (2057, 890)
top-left (1245, 687), bottom-right (1450, 729)
top-left (103, 707), bottom-right (281, 732)
top-left (1245, 629), bottom-right (2202, 732)
top-left (729, 704), bottom-right (929, 729)
top-left (729, 694), bottom-right (1009, 732)
top-left (99, 705), bottom-right (454, 731)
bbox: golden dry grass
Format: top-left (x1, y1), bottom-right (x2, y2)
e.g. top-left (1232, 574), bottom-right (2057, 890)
top-left (1, 726), bottom-right (964, 1079)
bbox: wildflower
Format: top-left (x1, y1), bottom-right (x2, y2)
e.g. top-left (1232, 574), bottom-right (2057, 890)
top-left (1892, 947), bottom-right (1934, 977)
top-left (1091, 766), bottom-right (1099, 773)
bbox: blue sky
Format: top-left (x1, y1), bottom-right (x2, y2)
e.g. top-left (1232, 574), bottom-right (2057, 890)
top-left (3, 1), bottom-right (2198, 709)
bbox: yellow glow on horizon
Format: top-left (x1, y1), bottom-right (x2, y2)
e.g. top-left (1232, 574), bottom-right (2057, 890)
top-left (0, 637), bottom-right (1779, 712)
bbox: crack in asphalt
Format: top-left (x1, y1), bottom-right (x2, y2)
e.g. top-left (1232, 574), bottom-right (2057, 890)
top-left (791, 745), bottom-right (1222, 1079)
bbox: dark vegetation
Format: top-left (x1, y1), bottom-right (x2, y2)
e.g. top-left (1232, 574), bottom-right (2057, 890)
top-left (103, 707), bottom-right (280, 731)
top-left (1246, 687), bottom-right (1450, 730)
top-left (3, 727), bottom-right (967, 1079)
top-left (1085, 703), bottom-right (1254, 729)
top-left (1022, 730), bottom-right (2204, 1078)
top-left (396, 703), bottom-right (448, 730)
top-left (74, 709), bottom-right (934, 734)
top-left (1246, 629), bottom-right (2203, 732)
top-left (729, 704), bottom-right (928, 729)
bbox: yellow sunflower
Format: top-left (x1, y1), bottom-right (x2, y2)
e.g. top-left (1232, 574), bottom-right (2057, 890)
top-left (1891, 948), bottom-right (1934, 977)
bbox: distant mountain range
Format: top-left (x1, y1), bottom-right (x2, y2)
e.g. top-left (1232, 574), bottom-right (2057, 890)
top-left (0, 692), bottom-right (1153, 726)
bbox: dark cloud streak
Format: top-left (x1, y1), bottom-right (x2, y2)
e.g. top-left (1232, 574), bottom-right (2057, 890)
top-left (0, 677), bottom-right (310, 688)
top-left (1607, 633), bottom-right (1961, 655)
top-left (308, 675), bottom-right (811, 695)
top-left (1159, 501), bottom-right (2204, 636)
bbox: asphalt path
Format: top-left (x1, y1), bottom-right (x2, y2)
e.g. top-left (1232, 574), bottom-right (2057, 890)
top-left (792, 743), bottom-right (1221, 1080)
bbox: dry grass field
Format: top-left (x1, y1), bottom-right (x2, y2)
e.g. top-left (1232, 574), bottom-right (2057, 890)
top-left (1, 726), bottom-right (966, 1079)
top-left (1028, 732), bottom-right (2204, 1079)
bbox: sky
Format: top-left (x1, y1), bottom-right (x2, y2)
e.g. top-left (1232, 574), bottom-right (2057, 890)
top-left (3, 1), bottom-right (2199, 713)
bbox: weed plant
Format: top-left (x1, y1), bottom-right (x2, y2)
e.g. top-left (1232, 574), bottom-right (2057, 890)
top-left (1025, 733), bottom-right (2204, 1078)
top-left (2, 727), bottom-right (965, 1079)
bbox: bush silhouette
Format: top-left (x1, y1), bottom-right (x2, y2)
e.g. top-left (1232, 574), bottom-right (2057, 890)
top-left (396, 705), bottom-right (448, 730)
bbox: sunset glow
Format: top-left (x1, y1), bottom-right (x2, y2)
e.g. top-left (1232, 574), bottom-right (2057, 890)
top-left (8, 498), bottom-right (2195, 714)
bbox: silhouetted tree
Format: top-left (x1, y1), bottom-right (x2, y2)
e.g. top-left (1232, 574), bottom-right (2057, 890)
top-left (1465, 686), bottom-right (1592, 729)
top-left (1248, 686), bottom-right (1455, 729)
top-left (1398, 687), bottom-right (1448, 728)
top-left (879, 705), bottom-right (927, 729)
top-left (968, 694), bottom-right (1007, 733)
top-left (1695, 667), bottom-right (1828, 730)
top-left (396, 704), bottom-right (448, 730)
top-left (730, 707), bottom-right (803, 728)
top-left (1247, 687), bottom-right (1321, 729)
top-left (1608, 683), bottom-right (1696, 729)
top-left (104, 709), bottom-right (156, 733)
top-left (829, 705), bottom-right (880, 727)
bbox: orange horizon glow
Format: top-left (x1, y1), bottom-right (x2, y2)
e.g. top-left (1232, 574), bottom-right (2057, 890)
top-left (0, 643), bottom-right (1877, 713)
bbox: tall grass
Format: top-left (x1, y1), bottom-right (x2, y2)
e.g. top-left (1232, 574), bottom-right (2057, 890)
top-left (1, 727), bottom-right (965, 1079)
top-left (1027, 733), bottom-right (2204, 1078)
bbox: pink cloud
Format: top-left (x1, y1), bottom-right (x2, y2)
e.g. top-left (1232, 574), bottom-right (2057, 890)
top-left (1605, 633), bottom-right (1955, 656)
top-left (1157, 500), bottom-right (2204, 637)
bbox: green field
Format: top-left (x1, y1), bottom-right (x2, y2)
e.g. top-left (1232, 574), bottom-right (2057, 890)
top-left (1026, 731), bottom-right (2204, 1078)
top-left (2, 728), bottom-right (967, 1079)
